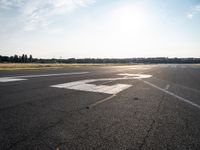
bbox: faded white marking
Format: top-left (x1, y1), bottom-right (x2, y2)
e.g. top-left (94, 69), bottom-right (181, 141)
top-left (142, 80), bottom-right (200, 110)
top-left (0, 72), bottom-right (89, 83)
top-left (131, 67), bottom-right (151, 70)
top-left (0, 78), bottom-right (27, 82)
top-left (51, 78), bottom-right (132, 94)
top-left (170, 65), bottom-right (177, 68)
top-left (87, 94), bottom-right (116, 109)
top-left (165, 84), bottom-right (170, 90)
top-left (152, 76), bottom-right (200, 94)
top-left (118, 73), bottom-right (152, 79)
top-left (2, 72), bottom-right (89, 79)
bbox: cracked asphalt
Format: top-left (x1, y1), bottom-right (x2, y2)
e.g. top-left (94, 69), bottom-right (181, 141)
top-left (0, 64), bottom-right (200, 150)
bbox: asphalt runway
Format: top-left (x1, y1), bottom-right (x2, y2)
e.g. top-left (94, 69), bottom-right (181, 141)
top-left (0, 64), bottom-right (200, 150)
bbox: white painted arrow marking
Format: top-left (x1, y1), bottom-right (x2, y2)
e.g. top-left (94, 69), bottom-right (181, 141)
top-left (51, 78), bottom-right (132, 94)
top-left (51, 73), bottom-right (152, 94)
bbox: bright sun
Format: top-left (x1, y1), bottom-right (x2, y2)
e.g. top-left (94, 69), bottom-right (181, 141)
top-left (111, 5), bottom-right (149, 33)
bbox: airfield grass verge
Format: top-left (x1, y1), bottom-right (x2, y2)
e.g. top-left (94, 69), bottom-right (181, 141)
top-left (0, 63), bottom-right (130, 70)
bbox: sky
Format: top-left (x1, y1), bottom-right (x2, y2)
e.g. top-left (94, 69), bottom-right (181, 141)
top-left (0, 0), bottom-right (200, 58)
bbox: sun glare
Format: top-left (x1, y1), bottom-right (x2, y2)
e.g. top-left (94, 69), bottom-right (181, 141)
top-left (111, 5), bottom-right (149, 34)
top-left (101, 4), bottom-right (153, 55)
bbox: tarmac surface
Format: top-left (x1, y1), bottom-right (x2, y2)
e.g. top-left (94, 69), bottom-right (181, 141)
top-left (0, 64), bottom-right (200, 150)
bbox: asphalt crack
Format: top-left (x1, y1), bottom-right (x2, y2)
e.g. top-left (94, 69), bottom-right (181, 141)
top-left (138, 119), bottom-right (156, 150)
top-left (138, 92), bottom-right (165, 150)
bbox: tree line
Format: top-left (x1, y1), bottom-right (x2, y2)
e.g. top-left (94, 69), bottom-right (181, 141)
top-left (0, 54), bottom-right (33, 63)
top-left (0, 54), bottom-right (200, 64)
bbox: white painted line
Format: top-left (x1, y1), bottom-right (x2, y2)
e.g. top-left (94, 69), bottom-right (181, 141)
top-left (142, 80), bottom-right (200, 110)
top-left (152, 77), bottom-right (200, 94)
top-left (118, 73), bottom-right (152, 79)
top-left (131, 67), bottom-right (151, 70)
top-left (87, 94), bottom-right (116, 109)
top-left (0, 72), bottom-right (89, 83)
top-left (2, 72), bottom-right (89, 79)
top-left (0, 78), bottom-right (27, 82)
top-left (51, 78), bottom-right (132, 94)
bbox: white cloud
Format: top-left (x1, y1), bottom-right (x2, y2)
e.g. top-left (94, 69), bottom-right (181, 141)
top-left (187, 12), bottom-right (194, 19)
top-left (0, 0), bottom-right (24, 9)
top-left (47, 27), bottom-right (64, 34)
top-left (186, 4), bottom-right (200, 19)
top-left (0, 0), bottom-right (13, 9)
top-left (0, 0), bottom-right (95, 31)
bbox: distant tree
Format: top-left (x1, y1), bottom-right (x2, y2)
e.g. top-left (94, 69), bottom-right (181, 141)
top-left (1, 54), bottom-right (200, 64)
top-left (24, 54), bottom-right (28, 63)
top-left (1, 56), bottom-right (9, 62)
top-left (13, 54), bottom-right (19, 62)
top-left (21, 54), bottom-right (25, 63)
top-left (9, 56), bottom-right (14, 62)
top-left (29, 55), bottom-right (33, 63)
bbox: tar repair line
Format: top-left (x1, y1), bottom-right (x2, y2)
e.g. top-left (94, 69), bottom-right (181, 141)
top-left (142, 80), bottom-right (200, 110)
top-left (0, 72), bottom-right (89, 82)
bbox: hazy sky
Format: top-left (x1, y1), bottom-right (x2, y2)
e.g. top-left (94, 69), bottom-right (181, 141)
top-left (0, 0), bottom-right (200, 58)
